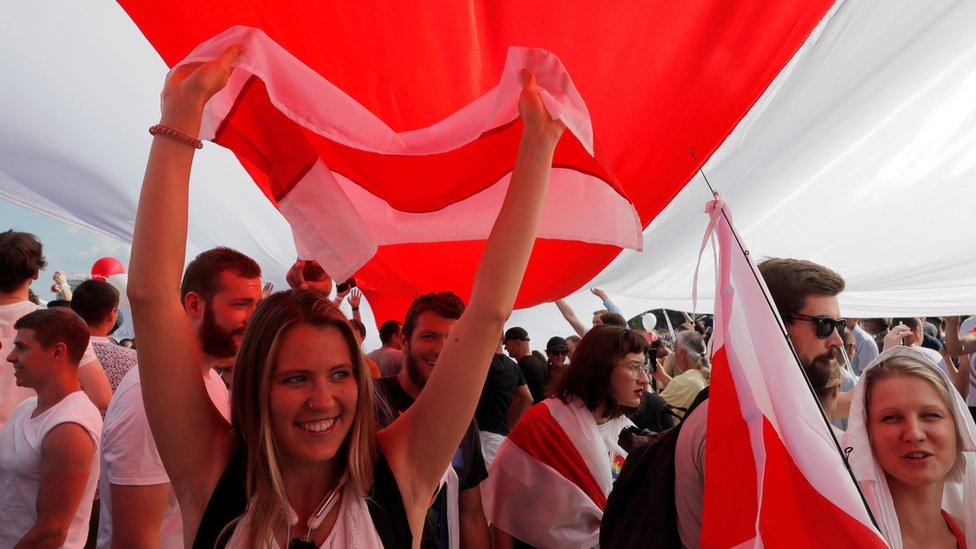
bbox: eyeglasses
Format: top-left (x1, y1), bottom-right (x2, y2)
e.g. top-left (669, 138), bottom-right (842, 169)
top-left (547, 350), bottom-right (568, 357)
top-left (791, 313), bottom-right (847, 339)
top-left (626, 360), bottom-right (651, 378)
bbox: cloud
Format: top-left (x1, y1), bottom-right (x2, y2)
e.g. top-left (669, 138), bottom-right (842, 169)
top-left (73, 234), bottom-right (130, 260)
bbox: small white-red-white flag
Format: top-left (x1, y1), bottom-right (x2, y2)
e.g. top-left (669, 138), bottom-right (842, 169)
top-left (699, 197), bottom-right (888, 548)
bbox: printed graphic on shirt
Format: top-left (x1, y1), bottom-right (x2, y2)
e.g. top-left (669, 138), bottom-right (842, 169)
top-left (611, 451), bottom-right (626, 482)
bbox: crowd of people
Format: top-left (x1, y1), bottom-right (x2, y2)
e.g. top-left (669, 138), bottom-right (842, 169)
top-left (1, 45), bottom-right (975, 549)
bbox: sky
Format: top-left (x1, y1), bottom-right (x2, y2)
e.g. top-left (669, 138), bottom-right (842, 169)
top-left (1, 200), bottom-right (131, 302)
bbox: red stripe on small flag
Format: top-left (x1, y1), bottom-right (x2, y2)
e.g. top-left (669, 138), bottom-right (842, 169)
top-left (758, 418), bottom-right (888, 547)
top-left (701, 345), bottom-right (759, 547)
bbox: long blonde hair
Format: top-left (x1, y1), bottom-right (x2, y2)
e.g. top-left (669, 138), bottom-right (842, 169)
top-left (228, 289), bottom-right (377, 547)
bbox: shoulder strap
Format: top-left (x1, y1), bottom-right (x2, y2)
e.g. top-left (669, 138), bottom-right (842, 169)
top-left (194, 446), bottom-right (247, 549)
top-left (366, 452), bottom-right (413, 548)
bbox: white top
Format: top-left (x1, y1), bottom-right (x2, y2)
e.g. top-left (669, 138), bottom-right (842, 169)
top-left (96, 366), bottom-right (231, 549)
top-left (596, 415), bottom-right (630, 485)
top-left (0, 392), bottom-right (102, 548)
top-left (0, 300), bottom-right (100, 428)
top-left (226, 484), bottom-right (384, 548)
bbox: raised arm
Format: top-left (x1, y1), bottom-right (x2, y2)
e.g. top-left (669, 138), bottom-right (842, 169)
top-left (555, 299), bottom-right (587, 337)
top-left (590, 287), bottom-right (621, 314)
top-left (16, 424), bottom-right (95, 549)
top-left (379, 71), bottom-right (565, 517)
top-left (126, 46), bottom-right (241, 518)
top-left (945, 316), bottom-right (976, 356)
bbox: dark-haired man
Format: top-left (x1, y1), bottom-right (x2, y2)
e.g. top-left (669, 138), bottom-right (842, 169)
top-left (97, 247), bottom-right (262, 548)
top-left (368, 319), bottom-right (405, 377)
top-left (0, 230), bottom-right (110, 426)
top-left (675, 258), bottom-right (848, 549)
top-left (504, 327), bottom-right (549, 403)
top-left (71, 279), bottom-right (136, 391)
top-left (376, 291), bottom-right (490, 549)
top-left (0, 308), bottom-right (102, 547)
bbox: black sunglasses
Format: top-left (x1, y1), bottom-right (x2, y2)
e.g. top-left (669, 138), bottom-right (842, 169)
top-left (792, 313), bottom-right (846, 339)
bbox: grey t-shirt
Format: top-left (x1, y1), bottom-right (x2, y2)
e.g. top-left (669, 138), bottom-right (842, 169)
top-left (367, 346), bottom-right (404, 377)
top-left (675, 400), bottom-right (708, 549)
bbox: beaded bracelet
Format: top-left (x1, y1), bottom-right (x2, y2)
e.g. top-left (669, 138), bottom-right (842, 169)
top-left (149, 124), bottom-right (203, 149)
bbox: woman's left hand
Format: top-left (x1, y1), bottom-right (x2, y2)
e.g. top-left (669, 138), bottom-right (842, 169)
top-left (161, 44), bottom-right (243, 122)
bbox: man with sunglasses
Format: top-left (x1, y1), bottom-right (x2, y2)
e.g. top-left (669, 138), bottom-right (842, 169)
top-left (674, 257), bottom-right (847, 549)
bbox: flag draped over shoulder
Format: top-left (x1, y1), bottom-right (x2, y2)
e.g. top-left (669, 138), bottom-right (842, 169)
top-left (699, 197), bottom-right (888, 548)
top-left (481, 397), bottom-right (631, 548)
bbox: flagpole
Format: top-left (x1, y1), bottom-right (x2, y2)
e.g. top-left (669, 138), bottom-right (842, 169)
top-left (690, 149), bottom-right (881, 533)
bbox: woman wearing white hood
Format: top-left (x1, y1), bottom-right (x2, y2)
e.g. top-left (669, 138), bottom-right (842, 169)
top-left (843, 346), bottom-right (976, 548)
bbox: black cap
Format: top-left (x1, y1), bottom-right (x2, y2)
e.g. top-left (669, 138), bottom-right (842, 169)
top-left (546, 336), bottom-right (569, 353)
top-left (504, 327), bottom-right (530, 341)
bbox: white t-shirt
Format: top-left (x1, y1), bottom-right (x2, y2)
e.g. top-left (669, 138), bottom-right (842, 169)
top-left (97, 366), bottom-right (231, 549)
top-left (0, 300), bottom-right (100, 428)
top-left (675, 399), bottom-right (708, 549)
top-left (0, 392), bottom-right (102, 548)
top-left (595, 415), bottom-right (631, 484)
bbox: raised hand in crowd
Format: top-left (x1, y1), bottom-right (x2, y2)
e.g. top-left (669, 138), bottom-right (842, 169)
top-left (883, 322), bottom-right (913, 351)
top-left (347, 288), bottom-right (363, 323)
top-left (50, 270), bottom-right (73, 300)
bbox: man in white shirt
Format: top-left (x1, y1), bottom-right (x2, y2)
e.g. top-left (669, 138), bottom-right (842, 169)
top-left (0, 230), bottom-right (111, 427)
top-left (0, 307), bottom-right (103, 548)
top-left (97, 247), bottom-right (261, 548)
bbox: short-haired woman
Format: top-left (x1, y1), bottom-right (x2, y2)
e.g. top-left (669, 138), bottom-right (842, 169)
top-left (482, 325), bottom-right (650, 547)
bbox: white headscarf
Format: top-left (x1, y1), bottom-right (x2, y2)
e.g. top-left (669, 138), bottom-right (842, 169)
top-left (841, 346), bottom-right (976, 549)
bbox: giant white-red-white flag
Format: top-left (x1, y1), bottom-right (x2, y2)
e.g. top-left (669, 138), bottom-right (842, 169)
top-left (114, 0), bottom-right (832, 323)
top-left (700, 197), bottom-right (888, 547)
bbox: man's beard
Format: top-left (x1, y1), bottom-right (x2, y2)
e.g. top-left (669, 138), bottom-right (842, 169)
top-left (405, 351), bottom-right (428, 391)
top-left (805, 348), bottom-right (837, 370)
top-left (198, 304), bottom-right (244, 359)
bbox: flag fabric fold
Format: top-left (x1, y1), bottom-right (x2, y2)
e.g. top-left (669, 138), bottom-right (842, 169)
top-left (117, 1), bottom-right (832, 322)
top-left (700, 197), bottom-right (888, 548)
top-left (175, 26), bottom-right (642, 282)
